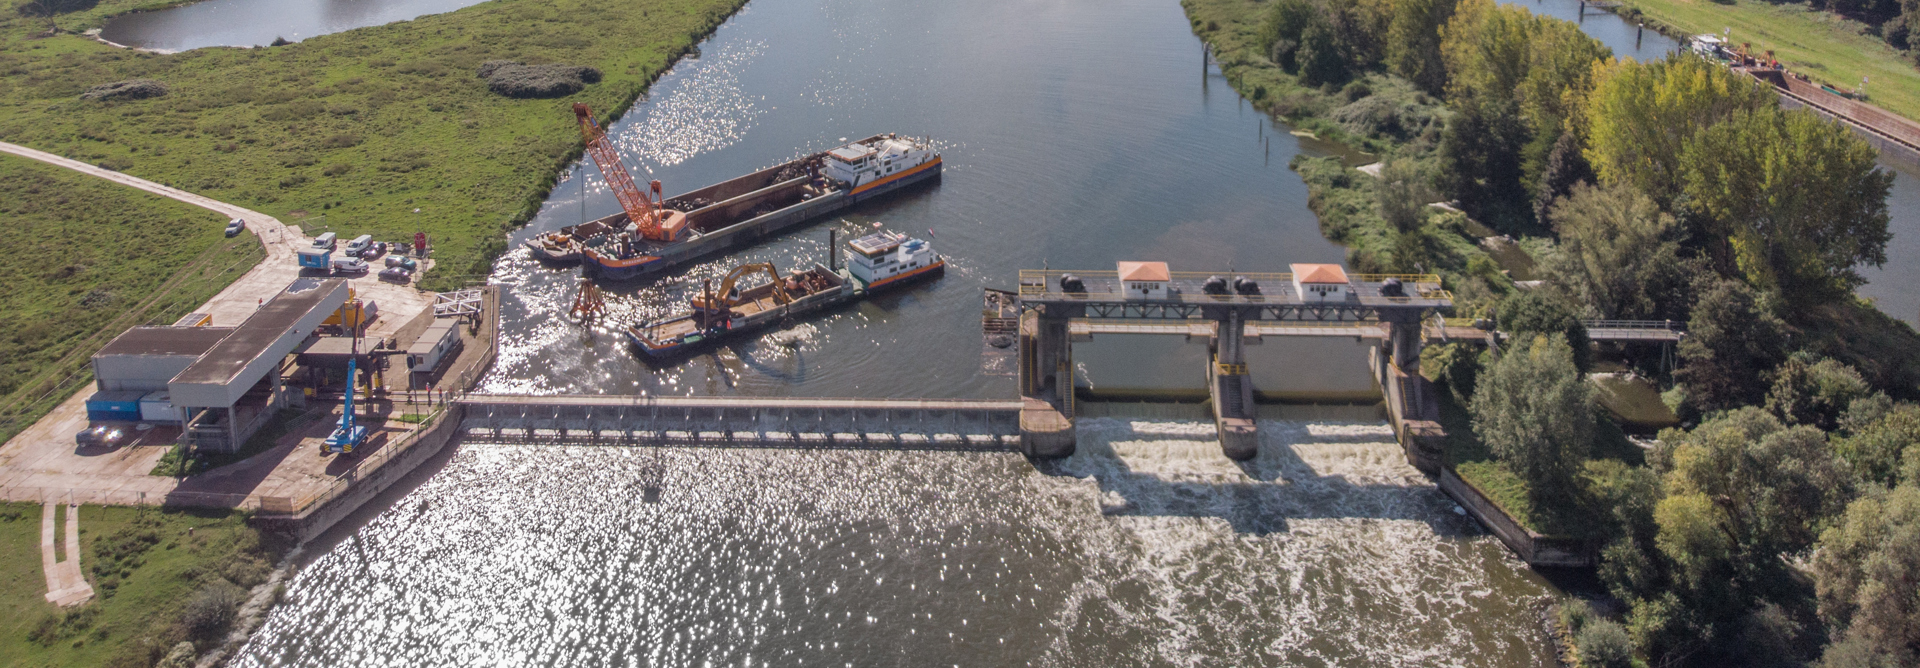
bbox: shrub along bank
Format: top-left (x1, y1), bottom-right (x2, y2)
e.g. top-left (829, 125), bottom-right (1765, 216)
top-left (0, 502), bottom-right (289, 668)
top-left (0, 0), bottom-right (750, 292)
top-left (1188, 0), bottom-right (1920, 664)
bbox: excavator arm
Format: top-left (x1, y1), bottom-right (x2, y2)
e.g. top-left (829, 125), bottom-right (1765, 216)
top-left (692, 263), bottom-right (793, 311)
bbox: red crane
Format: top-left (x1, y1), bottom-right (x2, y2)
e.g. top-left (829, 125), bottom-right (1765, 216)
top-left (572, 103), bottom-right (687, 242)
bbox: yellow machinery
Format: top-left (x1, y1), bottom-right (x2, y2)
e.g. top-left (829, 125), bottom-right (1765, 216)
top-left (690, 263), bottom-right (793, 312)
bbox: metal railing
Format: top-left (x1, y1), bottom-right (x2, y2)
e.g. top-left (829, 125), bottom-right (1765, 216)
top-left (1582, 320), bottom-right (1683, 331)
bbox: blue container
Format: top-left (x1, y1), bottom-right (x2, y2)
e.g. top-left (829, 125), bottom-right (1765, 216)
top-left (86, 390), bottom-right (146, 422)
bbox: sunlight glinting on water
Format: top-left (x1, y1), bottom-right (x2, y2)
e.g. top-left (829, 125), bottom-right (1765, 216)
top-left (233, 419), bottom-right (1553, 667)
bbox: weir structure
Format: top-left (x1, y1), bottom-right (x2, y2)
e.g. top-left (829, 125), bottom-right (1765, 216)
top-left (1011, 265), bottom-right (1452, 461)
top-left (454, 395), bottom-right (1021, 450)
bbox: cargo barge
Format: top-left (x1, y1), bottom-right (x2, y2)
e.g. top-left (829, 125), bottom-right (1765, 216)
top-left (626, 230), bottom-right (944, 359)
top-left (532, 105), bottom-right (943, 279)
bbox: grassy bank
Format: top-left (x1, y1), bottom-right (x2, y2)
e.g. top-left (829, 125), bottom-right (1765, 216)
top-left (0, 0), bottom-right (750, 293)
top-left (1615, 0), bottom-right (1920, 123)
top-left (0, 502), bottom-right (289, 668)
top-left (0, 152), bottom-right (261, 444)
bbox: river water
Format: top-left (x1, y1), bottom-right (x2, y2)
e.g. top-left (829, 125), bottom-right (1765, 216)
top-left (224, 0), bottom-right (1568, 664)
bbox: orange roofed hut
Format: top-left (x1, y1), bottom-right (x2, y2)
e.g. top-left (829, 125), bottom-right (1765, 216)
top-left (1290, 263), bottom-right (1350, 302)
top-left (1118, 261), bottom-right (1170, 300)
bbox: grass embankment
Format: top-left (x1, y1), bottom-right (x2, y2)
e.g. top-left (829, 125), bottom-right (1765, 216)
top-left (0, 153), bottom-right (260, 444)
top-left (0, 0), bottom-right (750, 293)
top-left (1616, 0), bottom-right (1920, 123)
top-left (0, 502), bottom-right (288, 668)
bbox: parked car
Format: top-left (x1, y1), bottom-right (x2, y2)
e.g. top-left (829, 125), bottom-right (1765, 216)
top-left (378, 267), bottom-right (412, 283)
top-left (225, 218), bottom-right (246, 237)
top-left (384, 255), bottom-right (417, 270)
top-left (373, 241), bottom-right (389, 257)
top-left (75, 425), bottom-right (124, 448)
top-left (331, 257), bottom-right (370, 274)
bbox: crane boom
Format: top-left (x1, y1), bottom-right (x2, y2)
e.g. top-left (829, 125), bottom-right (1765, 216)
top-left (572, 103), bottom-right (687, 242)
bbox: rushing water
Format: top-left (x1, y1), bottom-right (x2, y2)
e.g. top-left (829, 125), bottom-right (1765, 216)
top-left (235, 420), bottom-right (1555, 667)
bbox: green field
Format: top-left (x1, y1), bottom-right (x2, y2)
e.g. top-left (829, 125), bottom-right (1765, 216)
top-left (0, 153), bottom-right (261, 444)
top-left (1618, 0), bottom-right (1920, 123)
top-left (0, 0), bottom-right (748, 292)
top-left (0, 502), bottom-right (287, 668)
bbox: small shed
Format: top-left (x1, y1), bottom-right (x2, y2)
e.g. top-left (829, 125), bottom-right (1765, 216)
top-left (407, 319), bottom-right (463, 377)
top-left (1290, 263), bottom-right (1351, 302)
top-left (1117, 261), bottom-right (1170, 300)
top-left (139, 391), bottom-right (180, 423)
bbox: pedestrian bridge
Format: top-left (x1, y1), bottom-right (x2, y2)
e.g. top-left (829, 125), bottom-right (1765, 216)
top-left (452, 394), bottom-right (1022, 451)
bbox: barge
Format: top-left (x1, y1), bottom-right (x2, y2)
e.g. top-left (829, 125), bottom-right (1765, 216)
top-left (579, 133), bottom-right (940, 281)
top-left (626, 230), bottom-right (945, 359)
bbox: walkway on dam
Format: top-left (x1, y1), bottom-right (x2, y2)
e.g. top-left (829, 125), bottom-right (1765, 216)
top-left (453, 395), bottom-right (1024, 451)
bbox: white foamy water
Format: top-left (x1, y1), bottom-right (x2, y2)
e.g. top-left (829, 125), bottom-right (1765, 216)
top-left (233, 419), bottom-right (1554, 667)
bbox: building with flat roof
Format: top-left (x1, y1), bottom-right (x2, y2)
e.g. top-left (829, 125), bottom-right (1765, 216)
top-left (86, 278), bottom-right (350, 452)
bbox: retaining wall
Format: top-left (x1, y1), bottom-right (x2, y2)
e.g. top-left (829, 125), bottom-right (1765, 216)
top-left (1438, 467), bottom-right (1594, 568)
top-left (255, 404), bottom-right (464, 542)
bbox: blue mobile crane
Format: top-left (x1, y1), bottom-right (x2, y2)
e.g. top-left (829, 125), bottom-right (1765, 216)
top-left (322, 358), bottom-right (369, 454)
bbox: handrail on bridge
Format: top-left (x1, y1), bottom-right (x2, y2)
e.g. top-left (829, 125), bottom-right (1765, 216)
top-left (1581, 319), bottom-right (1683, 331)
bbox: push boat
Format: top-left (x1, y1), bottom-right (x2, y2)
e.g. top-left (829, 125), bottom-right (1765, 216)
top-left (574, 123), bottom-right (942, 281)
top-left (625, 230), bottom-right (945, 359)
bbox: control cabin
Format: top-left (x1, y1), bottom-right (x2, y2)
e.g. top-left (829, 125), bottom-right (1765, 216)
top-left (1118, 261), bottom-right (1170, 300)
top-left (1290, 263), bottom-right (1351, 302)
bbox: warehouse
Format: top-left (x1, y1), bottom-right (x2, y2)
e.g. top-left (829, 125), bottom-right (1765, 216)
top-left (85, 278), bottom-right (350, 452)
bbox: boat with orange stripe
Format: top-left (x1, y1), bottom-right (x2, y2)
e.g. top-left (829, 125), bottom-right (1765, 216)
top-left (569, 133), bottom-right (943, 281)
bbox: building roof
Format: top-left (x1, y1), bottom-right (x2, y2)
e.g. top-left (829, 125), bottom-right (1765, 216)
top-left (95, 327), bottom-right (235, 358)
top-left (173, 278), bottom-right (343, 386)
top-left (1117, 261), bottom-right (1170, 282)
top-left (1291, 263), bottom-right (1350, 284)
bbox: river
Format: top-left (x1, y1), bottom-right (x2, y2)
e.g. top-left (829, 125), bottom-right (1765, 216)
top-left (225, 0), bottom-right (1567, 665)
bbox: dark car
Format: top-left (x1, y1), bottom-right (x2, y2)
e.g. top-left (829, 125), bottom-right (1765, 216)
top-left (75, 425), bottom-right (125, 448)
top-left (378, 267), bottom-right (412, 283)
top-left (225, 218), bottom-right (246, 237)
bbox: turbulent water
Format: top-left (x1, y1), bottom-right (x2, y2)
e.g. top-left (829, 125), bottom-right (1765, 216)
top-left (234, 420), bottom-right (1555, 666)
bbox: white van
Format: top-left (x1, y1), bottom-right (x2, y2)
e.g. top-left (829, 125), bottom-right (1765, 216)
top-left (345, 234), bottom-right (374, 256)
top-left (312, 232), bottom-right (337, 249)
top-left (330, 257), bottom-right (369, 274)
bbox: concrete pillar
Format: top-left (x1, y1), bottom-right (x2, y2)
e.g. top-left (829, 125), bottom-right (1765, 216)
top-left (1018, 310), bottom-right (1075, 458)
top-left (1210, 310), bottom-right (1258, 461)
top-left (1382, 311), bottom-right (1424, 373)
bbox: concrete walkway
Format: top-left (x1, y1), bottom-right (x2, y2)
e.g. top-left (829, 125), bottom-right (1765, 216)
top-left (40, 501), bottom-right (93, 607)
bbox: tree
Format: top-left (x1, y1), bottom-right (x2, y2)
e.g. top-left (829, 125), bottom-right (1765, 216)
top-left (1471, 334), bottom-right (1595, 510)
top-left (1676, 277), bottom-right (1788, 414)
top-left (1440, 0), bottom-right (1539, 105)
top-left (1583, 53), bottom-right (1776, 208)
top-left (1533, 130), bottom-right (1594, 223)
top-left (1628, 409), bottom-right (1855, 663)
top-left (1498, 290), bottom-right (1591, 371)
top-left (1386, 0), bottom-right (1457, 95)
top-left (1814, 484), bottom-right (1920, 667)
top-left (1541, 181), bottom-right (1687, 322)
top-left (1834, 402), bottom-right (1920, 488)
top-left (1438, 100), bottom-right (1534, 234)
top-left (1680, 106), bottom-right (1894, 301)
top-left (1259, 0), bottom-right (1321, 73)
top-left (1375, 159), bottom-right (1431, 233)
top-left (1765, 354), bottom-right (1871, 431)
top-left (1513, 19), bottom-right (1610, 186)
top-left (1298, 20), bottom-right (1351, 86)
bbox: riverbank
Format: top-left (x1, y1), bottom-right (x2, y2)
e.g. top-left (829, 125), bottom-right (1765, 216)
top-left (0, 501), bottom-right (290, 668)
top-left (0, 0), bottom-right (749, 292)
top-left (1612, 0), bottom-right (1920, 124)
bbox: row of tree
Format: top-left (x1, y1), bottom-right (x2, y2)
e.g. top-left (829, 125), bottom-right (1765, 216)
top-left (1249, 0), bottom-right (1915, 664)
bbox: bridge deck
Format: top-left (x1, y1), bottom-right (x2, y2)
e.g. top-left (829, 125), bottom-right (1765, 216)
top-left (455, 394), bottom-right (1023, 450)
top-left (456, 394), bottom-right (1023, 411)
top-left (1018, 270), bottom-right (1451, 308)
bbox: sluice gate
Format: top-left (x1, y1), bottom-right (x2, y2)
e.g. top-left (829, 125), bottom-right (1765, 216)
top-left (453, 395), bottom-right (1022, 451)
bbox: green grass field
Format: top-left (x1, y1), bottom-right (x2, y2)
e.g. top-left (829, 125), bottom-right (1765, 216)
top-left (1618, 0), bottom-right (1920, 123)
top-left (0, 153), bottom-right (261, 444)
top-left (0, 502), bottom-right (287, 668)
top-left (0, 0), bottom-right (748, 292)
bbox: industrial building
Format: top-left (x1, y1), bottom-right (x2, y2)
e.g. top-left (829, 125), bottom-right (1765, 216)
top-left (87, 278), bottom-right (350, 452)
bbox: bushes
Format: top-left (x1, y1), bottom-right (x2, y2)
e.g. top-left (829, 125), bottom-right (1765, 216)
top-left (79, 79), bottom-right (168, 101)
top-left (179, 579), bottom-right (247, 642)
top-left (477, 60), bottom-right (603, 99)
